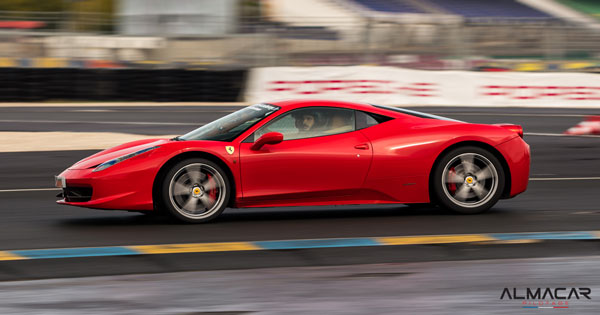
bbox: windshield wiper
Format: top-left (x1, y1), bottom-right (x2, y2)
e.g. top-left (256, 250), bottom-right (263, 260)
top-left (171, 136), bottom-right (181, 141)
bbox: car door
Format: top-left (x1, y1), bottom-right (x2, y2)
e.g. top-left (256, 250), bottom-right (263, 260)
top-left (238, 107), bottom-right (373, 205)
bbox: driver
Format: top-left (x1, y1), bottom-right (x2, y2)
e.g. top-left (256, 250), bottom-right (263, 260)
top-left (292, 111), bottom-right (325, 139)
top-left (295, 113), bottom-right (317, 131)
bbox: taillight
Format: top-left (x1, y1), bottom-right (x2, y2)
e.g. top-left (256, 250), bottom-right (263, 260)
top-left (496, 124), bottom-right (523, 138)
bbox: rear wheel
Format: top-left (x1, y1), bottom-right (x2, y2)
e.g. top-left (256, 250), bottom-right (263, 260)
top-left (160, 158), bottom-right (230, 223)
top-left (432, 146), bottom-right (505, 214)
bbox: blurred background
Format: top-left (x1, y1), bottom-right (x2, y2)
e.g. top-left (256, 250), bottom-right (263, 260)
top-left (0, 0), bottom-right (600, 101)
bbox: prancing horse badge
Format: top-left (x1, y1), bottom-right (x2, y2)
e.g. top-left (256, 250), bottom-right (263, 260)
top-left (226, 146), bottom-right (235, 155)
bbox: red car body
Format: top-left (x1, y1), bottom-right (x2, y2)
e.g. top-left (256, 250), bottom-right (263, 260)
top-left (57, 100), bottom-right (530, 211)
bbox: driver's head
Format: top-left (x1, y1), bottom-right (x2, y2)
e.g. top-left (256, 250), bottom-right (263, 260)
top-left (295, 113), bottom-right (316, 131)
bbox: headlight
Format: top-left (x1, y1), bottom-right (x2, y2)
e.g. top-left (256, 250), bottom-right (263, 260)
top-left (93, 146), bottom-right (159, 172)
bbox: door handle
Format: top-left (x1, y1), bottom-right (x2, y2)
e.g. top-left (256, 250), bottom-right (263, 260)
top-left (354, 143), bottom-right (369, 150)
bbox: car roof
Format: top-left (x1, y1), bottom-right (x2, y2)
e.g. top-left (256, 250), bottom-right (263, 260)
top-left (266, 99), bottom-right (463, 122)
top-left (267, 99), bottom-right (385, 113)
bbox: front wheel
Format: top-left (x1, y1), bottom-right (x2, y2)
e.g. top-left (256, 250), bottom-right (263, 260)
top-left (431, 146), bottom-right (505, 214)
top-left (159, 158), bottom-right (230, 223)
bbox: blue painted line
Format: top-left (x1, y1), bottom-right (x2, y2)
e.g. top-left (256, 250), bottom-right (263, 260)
top-left (68, 60), bottom-right (85, 68)
top-left (255, 238), bottom-right (381, 250)
top-left (18, 58), bottom-right (31, 67)
top-left (491, 231), bottom-right (597, 241)
top-left (12, 246), bottom-right (140, 259)
top-left (522, 306), bottom-right (538, 308)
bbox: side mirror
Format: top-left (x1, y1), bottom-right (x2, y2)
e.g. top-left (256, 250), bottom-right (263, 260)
top-left (250, 132), bottom-right (283, 151)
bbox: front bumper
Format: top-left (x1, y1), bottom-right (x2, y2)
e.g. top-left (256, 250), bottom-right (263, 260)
top-left (55, 175), bottom-right (93, 202)
top-left (55, 167), bottom-right (155, 211)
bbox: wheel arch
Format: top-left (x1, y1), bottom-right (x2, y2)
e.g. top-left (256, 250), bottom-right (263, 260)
top-left (428, 141), bottom-right (512, 201)
top-left (152, 151), bottom-right (237, 210)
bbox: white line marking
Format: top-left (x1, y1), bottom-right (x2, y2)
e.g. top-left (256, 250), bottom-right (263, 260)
top-left (73, 110), bottom-right (235, 113)
top-left (530, 177), bottom-right (600, 181)
top-left (69, 109), bottom-right (114, 112)
top-left (0, 102), bottom-right (250, 108)
top-left (0, 188), bottom-right (61, 193)
top-left (433, 112), bottom-right (591, 117)
top-left (0, 119), bottom-right (200, 126)
top-left (525, 132), bottom-right (600, 138)
top-left (401, 104), bottom-right (600, 109)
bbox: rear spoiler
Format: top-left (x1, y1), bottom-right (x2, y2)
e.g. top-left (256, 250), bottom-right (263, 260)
top-left (494, 124), bottom-right (523, 138)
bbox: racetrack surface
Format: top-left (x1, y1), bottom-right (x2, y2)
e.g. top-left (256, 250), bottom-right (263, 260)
top-left (3, 256), bottom-right (599, 314)
top-left (1, 104), bottom-right (599, 279)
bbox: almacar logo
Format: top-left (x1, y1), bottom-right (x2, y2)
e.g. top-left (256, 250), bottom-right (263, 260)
top-left (500, 288), bottom-right (591, 300)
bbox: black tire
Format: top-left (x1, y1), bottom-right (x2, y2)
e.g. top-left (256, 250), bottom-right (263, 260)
top-left (158, 158), bottom-right (231, 223)
top-left (431, 146), bottom-right (505, 214)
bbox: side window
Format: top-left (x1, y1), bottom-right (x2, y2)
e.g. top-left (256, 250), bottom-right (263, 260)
top-left (256, 114), bottom-right (297, 139)
top-left (356, 111), bottom-right (392, 130)
top-left (254, 107), bottom-right (356, 141)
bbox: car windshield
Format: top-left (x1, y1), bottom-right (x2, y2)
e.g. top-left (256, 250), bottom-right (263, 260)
top-left (178, 103), bottom-right (280, 142)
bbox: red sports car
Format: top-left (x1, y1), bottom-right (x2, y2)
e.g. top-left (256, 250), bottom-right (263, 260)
top-left (56, 100), bottom-right (530, 223)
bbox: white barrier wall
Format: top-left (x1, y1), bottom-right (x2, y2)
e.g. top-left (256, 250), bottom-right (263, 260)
top-left (245, 66), bottom-right (600, 107)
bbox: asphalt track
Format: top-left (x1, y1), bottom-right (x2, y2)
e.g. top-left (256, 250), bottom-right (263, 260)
top-left (1, 105), bottom-right (600, 281)
top-left (3, 257), bottom-right (600, 314)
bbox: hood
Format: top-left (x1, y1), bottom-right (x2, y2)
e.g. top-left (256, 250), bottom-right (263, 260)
top-left (69, 138), bottom-right (169, 170)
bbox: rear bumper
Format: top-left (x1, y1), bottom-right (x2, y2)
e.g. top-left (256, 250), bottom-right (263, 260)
top-left (55, 167), bottom-right (155, 211)
top-left (496, 136), bottom-right (530, 198)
